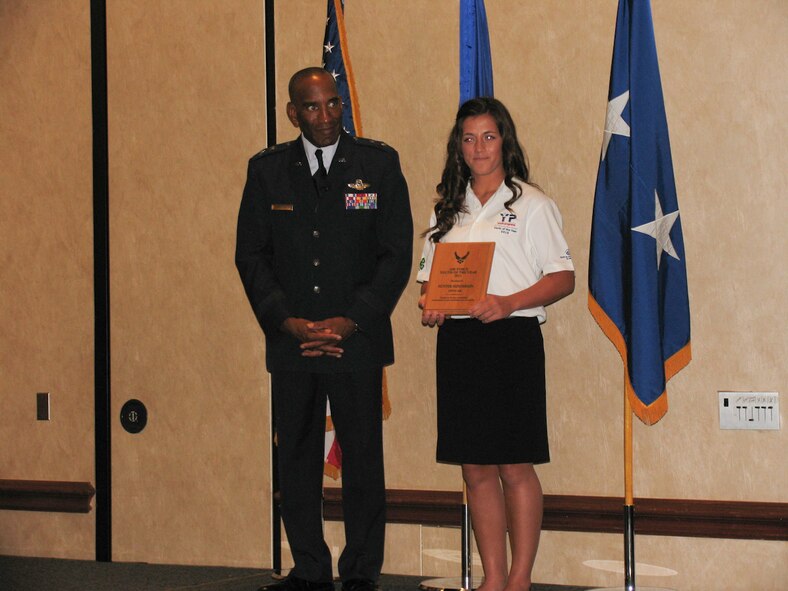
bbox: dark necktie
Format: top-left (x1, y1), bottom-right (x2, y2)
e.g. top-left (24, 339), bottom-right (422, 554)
top-left (314, 149), bottom-right (329, 193)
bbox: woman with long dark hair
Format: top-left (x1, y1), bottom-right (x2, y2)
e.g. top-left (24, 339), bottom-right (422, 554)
top-left (417, 97), bottom-right (575, 591)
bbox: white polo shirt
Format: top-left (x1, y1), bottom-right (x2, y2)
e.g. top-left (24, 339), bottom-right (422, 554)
top-left (417, 179), bottom-right (574, 323)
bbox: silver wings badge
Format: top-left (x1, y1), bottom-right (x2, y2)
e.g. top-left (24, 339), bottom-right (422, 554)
top-left (347, 179), bottom-right (370, 190)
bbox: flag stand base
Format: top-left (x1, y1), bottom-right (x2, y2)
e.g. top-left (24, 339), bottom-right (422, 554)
top-left (420, 486), bottom-right (478, 591)
top-left (588, 587), bottom-right (674, 591)
top-left (419, 577), bottom-right (483, 591)
top-left (587, 507), bottom-right (676, 591)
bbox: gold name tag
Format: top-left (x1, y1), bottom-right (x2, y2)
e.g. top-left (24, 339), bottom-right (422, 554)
top-left (271, 203), bottom-right (294, 211)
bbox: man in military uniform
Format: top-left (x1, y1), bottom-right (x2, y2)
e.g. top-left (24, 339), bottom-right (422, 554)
top-left (236, 67), bottom-right (412, 591)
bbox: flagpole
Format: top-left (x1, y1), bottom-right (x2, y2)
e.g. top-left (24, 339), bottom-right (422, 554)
top-left (460, 484), bottom-right (473, 591)
top-left (590, 390), bottom-right (672, 591)
top-left (624, 392), bottom-right (635, 591)
top-left (419, 482), bottom-right (481, 591)
top-left (591, 389), bottom-right (675, 591)
top-left (263, 0), bottom-right (283, 577)
top-left (421, 3), bottom-right (491, 588)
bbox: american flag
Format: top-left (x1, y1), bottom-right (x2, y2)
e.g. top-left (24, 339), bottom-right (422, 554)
top-left (322, 0), bottom-right (362, 136)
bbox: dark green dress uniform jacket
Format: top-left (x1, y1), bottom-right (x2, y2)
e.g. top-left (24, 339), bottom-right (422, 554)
top-left (235, 131), bottom-right (413, 373)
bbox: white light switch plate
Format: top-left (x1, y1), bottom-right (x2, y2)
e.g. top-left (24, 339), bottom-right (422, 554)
top-left (718, 391), bottom-right (780, 430)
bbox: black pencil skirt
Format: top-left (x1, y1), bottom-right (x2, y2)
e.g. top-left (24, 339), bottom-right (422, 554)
top-left (435, 316), bottom-right (550, 465)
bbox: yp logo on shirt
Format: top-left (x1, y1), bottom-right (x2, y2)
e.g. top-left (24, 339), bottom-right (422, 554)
top-left (493, 212), bottom-right (518, 235)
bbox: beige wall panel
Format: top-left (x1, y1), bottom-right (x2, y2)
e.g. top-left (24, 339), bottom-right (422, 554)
top-left (0, 0), bottom-right (94, 558)
top-left (107, 0), bottom-right (270, 566)
top-left (0, 512), bottom-right (94, 560)
top-left (536, 530), bottom-right (788, 591)
top-left (273, 1), bottom-right (326, 142)
top-left (324, 521), bottom-right (345, 574)
top-left (324, 522), bottom-right (461, 577)
top-left (420, 525), bottom-right (479, 578)
top-left (345, 1), bottom-right (461, 491)
top-left (381, 523), bottom-right (422, 576)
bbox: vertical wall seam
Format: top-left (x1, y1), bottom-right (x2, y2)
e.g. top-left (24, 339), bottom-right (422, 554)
top-left (264, 0), bottom-right (280, 572)
top-left (90, 0), bottom-right (111, 563)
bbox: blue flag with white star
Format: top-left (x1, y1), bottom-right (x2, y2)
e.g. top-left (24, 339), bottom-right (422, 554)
top-left (588, 0), bottom-right (691, 425)
top-left (459, 0), bottom-right (494, 104)
top-left (323, 0), bottom-right (362, 136)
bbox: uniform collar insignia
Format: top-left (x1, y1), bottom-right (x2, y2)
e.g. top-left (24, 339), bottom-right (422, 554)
top-left (347, 179), bottom-right (370, 190)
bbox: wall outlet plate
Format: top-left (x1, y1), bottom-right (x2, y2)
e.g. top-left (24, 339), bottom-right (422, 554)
top-left (36, 392), bottom-right (50, 421)
top-left (718, 391), bottom-right (779, 430)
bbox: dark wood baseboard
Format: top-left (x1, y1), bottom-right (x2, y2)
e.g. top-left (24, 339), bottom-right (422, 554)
top-left (0, 479), bottom-right (95, 513)
top-left (323, 487), bottom-right (787, 541)
top-left (4, 479), bottom-right (784, 541)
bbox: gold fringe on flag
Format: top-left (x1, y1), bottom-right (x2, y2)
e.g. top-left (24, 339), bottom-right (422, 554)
top-left (588, 293), bottom-right (691, 425)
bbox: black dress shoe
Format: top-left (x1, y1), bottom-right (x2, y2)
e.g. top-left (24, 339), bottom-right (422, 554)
top-left (341, 578), bottom-right (376, 591)
top-left (259, 576), bottom-right (335, 591)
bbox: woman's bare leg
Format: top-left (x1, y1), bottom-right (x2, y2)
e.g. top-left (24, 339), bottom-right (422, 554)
top-left (462, 464), bottom-right (508, 591)
top-left (499, 463), bottom-right (542, 591)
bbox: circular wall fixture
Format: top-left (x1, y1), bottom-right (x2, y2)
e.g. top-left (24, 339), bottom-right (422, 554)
top-left (120, 399), bottom-right (148, 434)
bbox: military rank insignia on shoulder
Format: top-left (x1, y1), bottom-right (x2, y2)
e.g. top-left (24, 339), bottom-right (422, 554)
top-left (251, 141), bottom-right (294, 161)
top-left (352, 136), bottom-right (396, 154)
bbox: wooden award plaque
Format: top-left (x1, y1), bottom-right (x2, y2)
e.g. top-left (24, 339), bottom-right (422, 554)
top-left (423, 242), bottom-right (495, 314)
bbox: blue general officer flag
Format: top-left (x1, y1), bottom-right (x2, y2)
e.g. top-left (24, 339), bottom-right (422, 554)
top-left (459, 0), bottom-right (494, 104)
top-left (323, 0), bottom-right (362, 136)
top-left (588, 0), bottom-right (691, 425)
